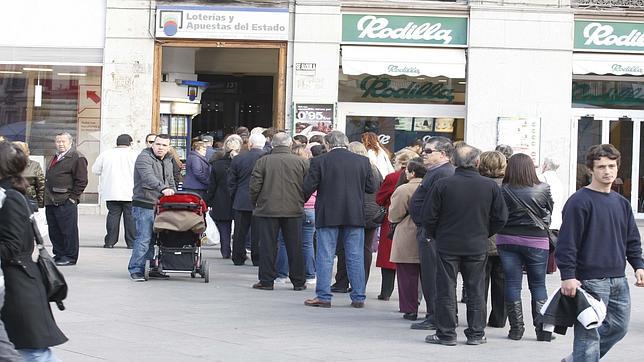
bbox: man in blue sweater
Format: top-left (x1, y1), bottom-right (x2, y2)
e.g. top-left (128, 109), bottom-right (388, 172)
top-left (556, 144), bottom-right (644, 361)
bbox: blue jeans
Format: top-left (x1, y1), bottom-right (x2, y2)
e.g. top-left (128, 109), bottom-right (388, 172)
top-left (276, 209), bottom-right (315, 279)
top-left (316, 226), bottom-right (365, 302)
top-left (19, 348), bottom-right (60, 362)
top-left (128, 206), bottom-right (155, 275)
top-left (497, 244), bottom-right (548, 303)
top-left (573, 277), bottom-right (630, 361)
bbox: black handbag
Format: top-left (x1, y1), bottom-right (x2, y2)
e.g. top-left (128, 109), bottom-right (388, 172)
top-left (372, 206), bottom-right (387, 224)
top-left (14, 191), bottom-right (68, 311)
top-left (504, 187), bottom-right (557, 251)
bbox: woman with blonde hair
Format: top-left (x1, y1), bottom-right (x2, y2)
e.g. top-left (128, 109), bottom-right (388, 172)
top-left (12, 141), bottom-right (45, 208)
top-left (361, 132), bottom-right (394, 178)
top-left (479, 151), bottom-right (508, 329)
top-left (206, 135), bottom-right (242, 259)
top-left (375, 149), bottom-right (417, 300)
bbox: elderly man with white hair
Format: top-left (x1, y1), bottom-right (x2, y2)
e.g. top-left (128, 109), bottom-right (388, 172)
top-left (227, 132), bottom-right (267, 266)
top-left (249, 132), bottom-right (309, 291)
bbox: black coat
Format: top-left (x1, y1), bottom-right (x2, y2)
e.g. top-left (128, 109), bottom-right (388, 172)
top-left (500, 183), bottom-right (553, 237)
top-left (424, 168), bottom-right (508, 256)
top-left (44, 148), bottom-right (88, 206)
top-left (364, 164), bottom-right (384, 229)
top-left (303, 148), bottom-right (376, 228)
top-left (207, 154), bottom-right (234, 221)
top-left (227, 148), bottom-right (265, 211)
top-left (409, 162), bottom-right (456, 226)
top-left (0, 181), bottom-right (67, 349)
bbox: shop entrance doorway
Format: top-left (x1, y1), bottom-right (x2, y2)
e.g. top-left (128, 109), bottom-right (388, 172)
top-left (571, 109), bottom-right (644, 218)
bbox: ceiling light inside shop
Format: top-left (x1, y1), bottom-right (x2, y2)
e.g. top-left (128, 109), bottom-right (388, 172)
top-left (438, 79), bottom-right (448, 83)
top-left (0, 70), bottom-right (22, 74)
top-left (57, 72), bottom-right (86, 76)
top-left (23, 67), bottom-right (53, 72)
top-left (458, 81), bottom-right (466, 85)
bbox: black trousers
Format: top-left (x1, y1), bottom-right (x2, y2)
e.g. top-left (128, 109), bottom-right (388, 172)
top-left (46, 200), bottom-right (79, 262)
top-left (379, 268), bottom-right (396, 298)
top-left (418, 227), bottom-right (437, 320)
top-left (333, 227), bottom-right (376, 289)
top-left (485, 255), bottom-right (507, 327)
top-left (435, 252), bottom-right (487, 341)
top-left (256, 216), bottom-right (305, 287)
top-left (105, 201), bottom-right (135, 247)
top-left (232, 210), bottom-right (259, 265)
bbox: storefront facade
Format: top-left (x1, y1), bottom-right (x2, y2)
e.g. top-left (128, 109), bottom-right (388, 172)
top-left (571, 19), bottom-right (644, 217)
top-left (0, 0), bottom-right (106, 205)
top-left (336, 12), bottom-right (468, 151)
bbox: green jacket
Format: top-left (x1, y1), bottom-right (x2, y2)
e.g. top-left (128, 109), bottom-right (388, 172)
top-left (23, 160), bottom-right (45, 208)
top-left (249, 146), bottom-right (309, 218)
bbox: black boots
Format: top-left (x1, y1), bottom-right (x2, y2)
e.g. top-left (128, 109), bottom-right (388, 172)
top-left (532, 299), bottom-right (555, 342)
top-left (506, 301), bottom-right (525, 340)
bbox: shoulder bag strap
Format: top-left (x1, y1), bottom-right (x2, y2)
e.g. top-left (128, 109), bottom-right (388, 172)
top-left (504, 186), bottom-right (548, 231)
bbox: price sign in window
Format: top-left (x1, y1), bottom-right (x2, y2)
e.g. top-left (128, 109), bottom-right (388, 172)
top-left (294, 104), bottom-right (334, 134)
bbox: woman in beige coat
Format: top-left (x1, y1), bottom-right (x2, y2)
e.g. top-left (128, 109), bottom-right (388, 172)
top-left (389, 158), bottom-right (426, 321)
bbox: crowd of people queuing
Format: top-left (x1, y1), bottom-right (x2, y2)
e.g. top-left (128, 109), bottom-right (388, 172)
top-left (0, 123), bottom-right (643, 361)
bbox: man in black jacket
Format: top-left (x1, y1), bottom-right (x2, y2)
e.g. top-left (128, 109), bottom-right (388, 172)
top-left (408, 136), bottom-right (455, 330)
top-left (227, 133), bottom-right (266, 266)
top-left (45, 132), bottom-right (88, 266)
top-left (249, 132), bottom-right (309, 291)
top-left (423, 144), bottom-right (507, 346)
top-left (302, 131), bottom-right (375, 308)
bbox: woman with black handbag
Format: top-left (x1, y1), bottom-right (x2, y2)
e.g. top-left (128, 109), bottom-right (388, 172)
top-left (0, 141), bottom-right (67, 361)
top-left (496, 153), bottom-right (554, 343)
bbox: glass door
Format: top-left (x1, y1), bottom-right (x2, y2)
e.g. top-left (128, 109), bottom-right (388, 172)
top-left (573, 111), bottom-right (643, 217)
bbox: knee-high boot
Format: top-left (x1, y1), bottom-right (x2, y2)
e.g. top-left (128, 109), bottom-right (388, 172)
top-left (506, 301), bottom-right (525, 340)
top-left (532, 299), bottom-right (554, 342)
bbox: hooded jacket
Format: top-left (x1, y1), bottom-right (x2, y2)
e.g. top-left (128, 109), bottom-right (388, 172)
top-left (132, 148), bottom-right (176, 209)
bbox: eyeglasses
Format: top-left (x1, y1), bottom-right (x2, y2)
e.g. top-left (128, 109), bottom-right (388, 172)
top-left (423, 148), bottom-right (436, 154)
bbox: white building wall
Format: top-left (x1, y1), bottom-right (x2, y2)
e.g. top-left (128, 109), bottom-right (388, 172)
top-left (467, 6), bottom-right (574, 193)
top-left (291, 1), bottom-right (341, 128)
top-left (101, 0), bottom-right (155, 151)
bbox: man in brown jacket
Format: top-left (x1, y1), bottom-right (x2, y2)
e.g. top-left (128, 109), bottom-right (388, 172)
top-left (249, 132), bottom-right (309, 291)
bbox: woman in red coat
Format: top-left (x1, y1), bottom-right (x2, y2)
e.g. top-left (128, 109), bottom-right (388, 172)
top-left (375, 149), bottom-right (418, 300)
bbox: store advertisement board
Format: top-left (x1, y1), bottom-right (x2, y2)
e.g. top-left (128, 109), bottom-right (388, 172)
top-left (294, 104), bottom-right (334, 134)
top-left (342, 14), bottom-right (468, 46)
top-left (156, 5), bottom-right (289, 40)
top-left (496, 117), bottom-right (541, 164)
top-left (574, 20), bottom-right (644, 53)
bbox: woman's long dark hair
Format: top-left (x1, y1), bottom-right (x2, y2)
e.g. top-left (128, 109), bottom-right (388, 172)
top-left (502, 153), bottom-right (540, 187)
top-left (0, 141), bottom-right (29, 194)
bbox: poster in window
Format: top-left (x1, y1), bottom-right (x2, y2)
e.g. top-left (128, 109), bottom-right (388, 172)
top-left (434, 118), bottom-right (455, 133)
top-left (294, 104), bottom-right (334, 134)
top-left (394, 117), bottom-right (413, 131)
top-left (496, 117), bottom-right (541, 164)
top-left (414, 118), bottom-right (434, 132)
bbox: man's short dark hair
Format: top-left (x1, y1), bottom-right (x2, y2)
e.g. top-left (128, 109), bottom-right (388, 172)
top-left (425, 136), bottom-right (453, 158)
top-left (145, 133), bottom-right (157, 141)
top-left (407, 157), bottom-right (427, 178)
top-left (309, 135), bottom-right (325, 145)
top-left (409, 138), bottom-right (423, 149)
top-left (155, 134), bottom-right (171, 142)
top-left (585, 144), bottom-right (621, 170)
top-left (116, 134), bottom-right (133, 146)
top-left (495, 144), bottom-right (513, 160)
top-left (293, 135), bottom-right (308, 144)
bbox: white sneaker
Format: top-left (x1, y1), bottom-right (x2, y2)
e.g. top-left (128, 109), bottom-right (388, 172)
top-left (274, 277), bottom-right (289, 284)
top-left (306, 278), bottom-right (316, 285)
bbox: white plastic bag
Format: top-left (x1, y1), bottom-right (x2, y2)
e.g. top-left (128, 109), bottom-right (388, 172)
top-left (204, 210), bottom-right (220, 245)
top-left (34, 209), bottom-right (49, 239)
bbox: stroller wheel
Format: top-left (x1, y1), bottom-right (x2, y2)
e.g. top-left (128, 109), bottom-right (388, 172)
top-left (144, 260), bottom-right (150, 281)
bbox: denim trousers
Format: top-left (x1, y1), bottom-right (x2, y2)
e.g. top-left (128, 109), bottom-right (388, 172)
top-left (497, 244), bottom-right (548, 303)
top-left (18, 348), bottom-right (61, 362)
top-left (276, 209), bottom-right (315, 279)
top-left (572, 277), bottom-right (630, 362)
top-left (316, 226), bottom-right (365, 302)
top-left (128, 206), bottom-right (155, 275)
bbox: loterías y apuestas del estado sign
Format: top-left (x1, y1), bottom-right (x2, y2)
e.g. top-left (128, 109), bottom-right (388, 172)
top-left (342, 14), bottom-right (468, 46)
top-left (575, 20), bottom-right (644, 52)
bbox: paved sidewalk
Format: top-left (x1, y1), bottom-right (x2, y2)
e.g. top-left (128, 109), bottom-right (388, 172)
top-left (42, 215), bottom-right (644, 361)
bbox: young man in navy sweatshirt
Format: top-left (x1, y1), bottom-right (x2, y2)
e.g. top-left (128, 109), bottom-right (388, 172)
top-left (556, 144), bottom-right (644, 361)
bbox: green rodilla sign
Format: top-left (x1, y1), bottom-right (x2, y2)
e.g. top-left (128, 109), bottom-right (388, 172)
top-left (575, 20), bottom-right (644, 52)
top-left (342, 14), bottom-right (468, 46)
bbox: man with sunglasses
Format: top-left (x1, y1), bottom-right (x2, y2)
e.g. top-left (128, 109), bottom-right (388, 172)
top-left (145, 133), bottom-right (157, 148)
top-left (408, 137), bottom-right (455, 330)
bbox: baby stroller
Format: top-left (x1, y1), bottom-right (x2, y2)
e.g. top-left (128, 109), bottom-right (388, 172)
top-left (146, 192), bottom-right (210, 282)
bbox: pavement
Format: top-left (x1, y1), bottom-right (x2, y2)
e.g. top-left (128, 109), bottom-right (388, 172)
top-left (39, 215), bottom-right (644, 361)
